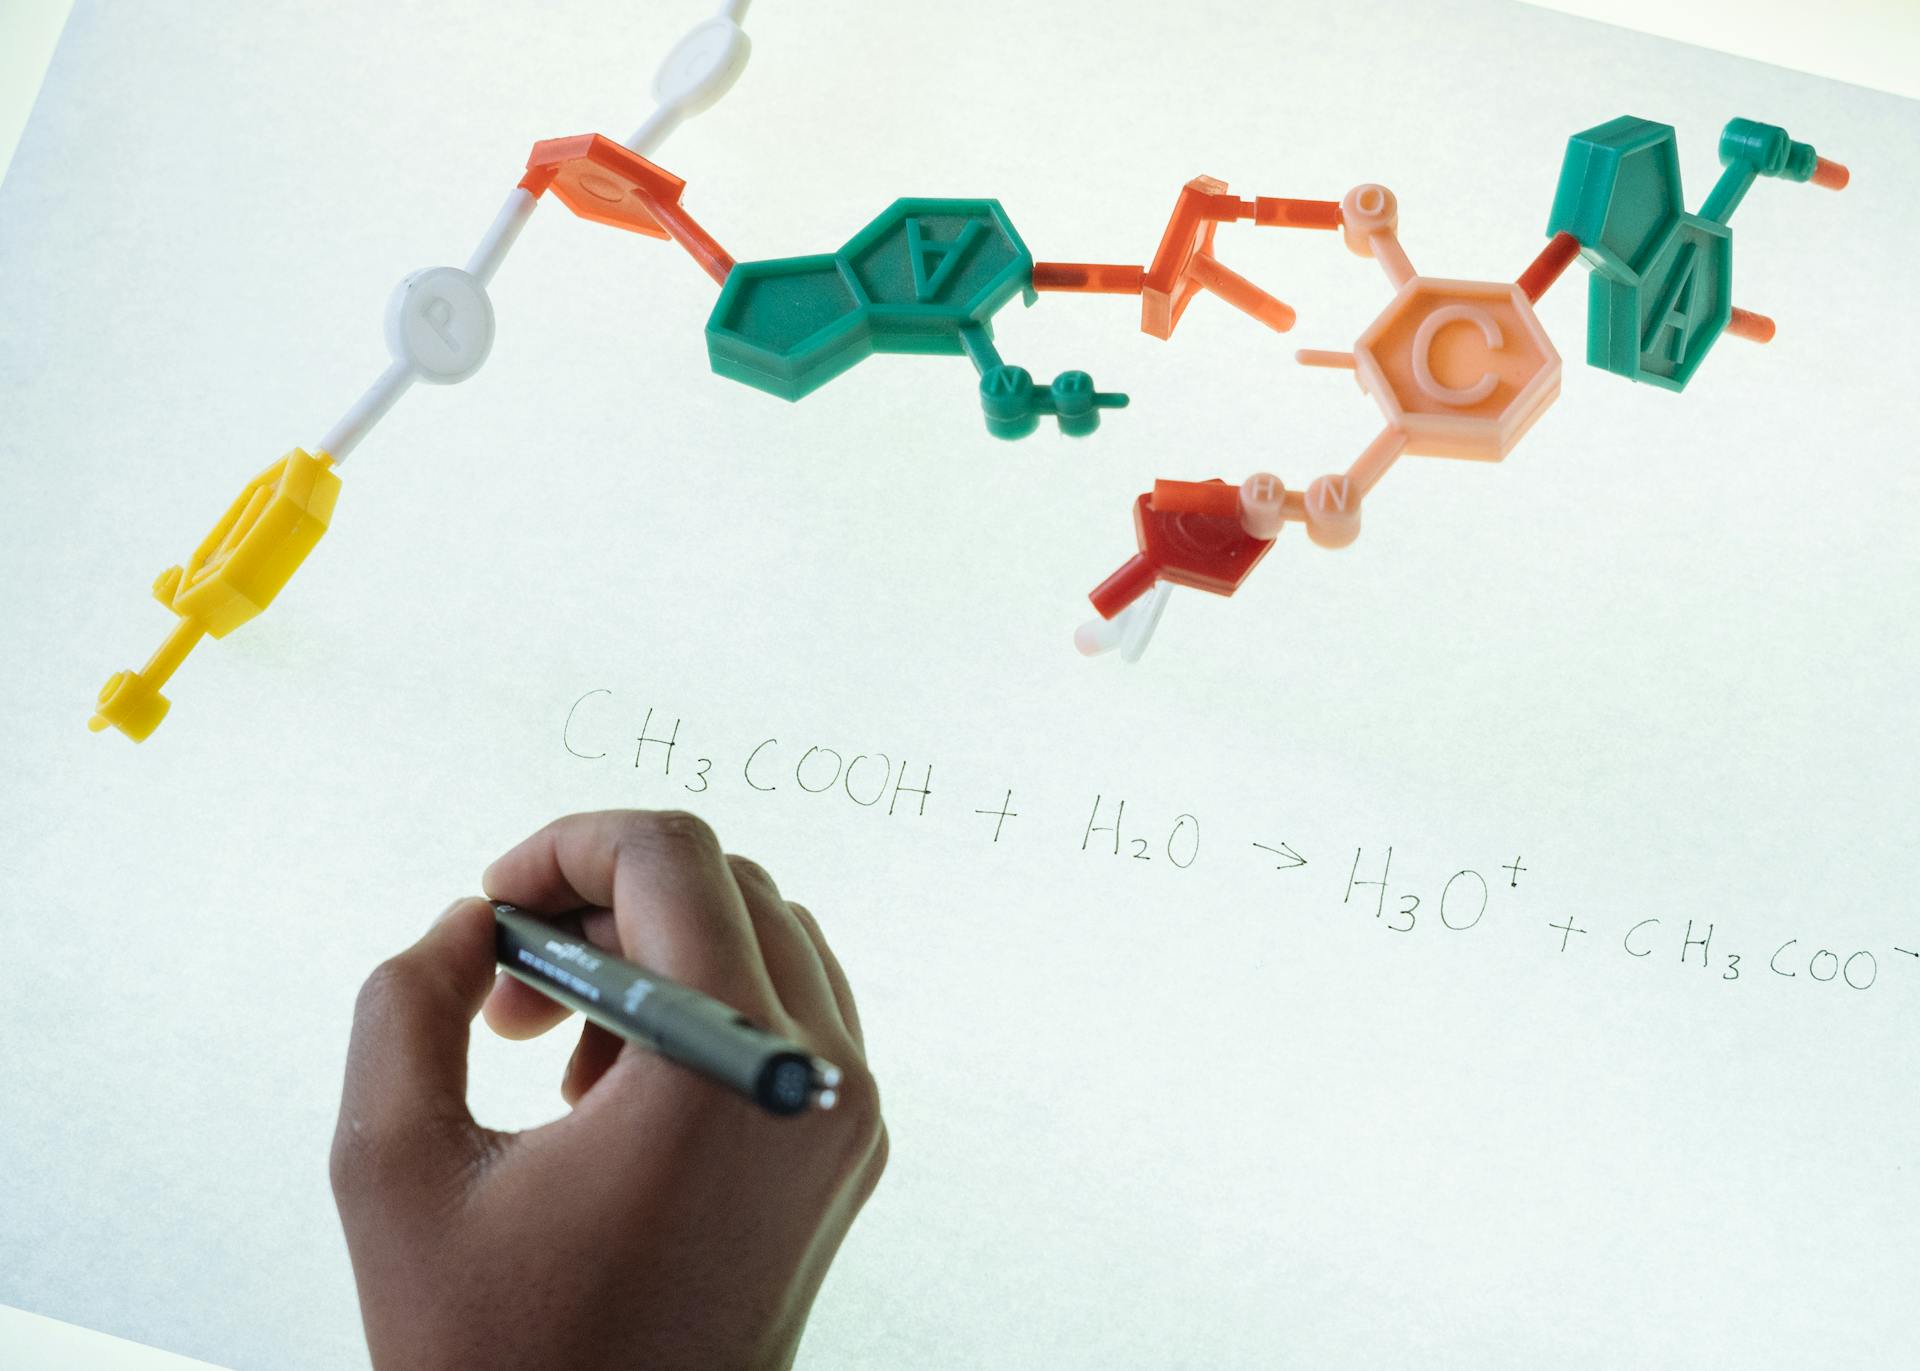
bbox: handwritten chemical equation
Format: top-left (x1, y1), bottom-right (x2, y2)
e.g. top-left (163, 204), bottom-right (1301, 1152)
top-left (562, 689), bottom-right (1913, 996)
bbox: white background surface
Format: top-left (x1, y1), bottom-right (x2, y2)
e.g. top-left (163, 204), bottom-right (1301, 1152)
top-left (2, 1), bottom-right (1917, 1368)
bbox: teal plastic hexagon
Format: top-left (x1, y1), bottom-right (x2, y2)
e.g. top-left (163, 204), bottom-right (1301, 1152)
top-left (1586, 214), bottom-right (1732, 391)
top-left (707, 254), bottom-right (872, 400)
top-left (1547, 116), bottom-right (1684, 284)
top-left (841, 198), bottom-right (1035, 352)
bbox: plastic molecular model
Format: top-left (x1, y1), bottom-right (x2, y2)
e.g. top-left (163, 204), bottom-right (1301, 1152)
top-left (87, 0), bottom-right (1850, 741)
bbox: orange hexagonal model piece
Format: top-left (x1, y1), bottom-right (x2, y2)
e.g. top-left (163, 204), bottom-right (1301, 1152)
top-left (522, 133), bottom-right (733, 284)
top-left (1352, 278), bottom-right (1561, 461)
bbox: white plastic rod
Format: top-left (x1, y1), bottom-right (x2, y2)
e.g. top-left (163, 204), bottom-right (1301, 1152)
top-left (466, 187), bottom-right (538, 284)
top-left (626, 4), bottom-right (755, 153)
top-left (627, 105), bottom-right (686, 158)
top-left (319, 360), bottom-right (414, 465)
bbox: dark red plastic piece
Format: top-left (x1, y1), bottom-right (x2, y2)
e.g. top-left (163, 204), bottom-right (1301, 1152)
top-left (1089, 484), bottom-right (1275, 618)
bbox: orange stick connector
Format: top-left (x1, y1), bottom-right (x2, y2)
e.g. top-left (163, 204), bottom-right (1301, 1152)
top-left (1726, 306), bottom-right (1776, 343)
top-left (1031, 262), bottom-right (1147, 294)
top-left (1185, 252), bottom-right (1296, 331)
top-left (1251, 197), bottom-right (1342, 230)
top-left (1811, 157), bottom-right (1850, 191)
top-left (1151, 479), bottom-right (1243, 518)
top-left (1517, 231), bottom-right (1582, 303)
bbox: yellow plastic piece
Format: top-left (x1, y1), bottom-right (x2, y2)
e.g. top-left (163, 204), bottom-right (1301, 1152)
top-left (89, 448), bottom-right (340, 742)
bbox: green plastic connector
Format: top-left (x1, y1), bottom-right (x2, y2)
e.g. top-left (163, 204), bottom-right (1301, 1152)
top-left (1702, 118), bottom-right (1823, 223)
top-left (976, 365), bottom-right (1130, 440)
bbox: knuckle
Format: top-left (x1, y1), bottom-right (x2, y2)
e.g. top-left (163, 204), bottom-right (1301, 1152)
top-left (726, 853), bottom-right (776, 891)
top-left (620, 809), bottom-right (720, 859)
top-left (351, 956), bottom-right (420, 1029)
top-left (826, 1062), bottom-right (885, 1170)
top-left (855, 1122), bottom-right (891, 1204)
top-left (864, 1119), bottom-right (890, 1180)
top-left (327, 1115), bottom-right (380, 1200)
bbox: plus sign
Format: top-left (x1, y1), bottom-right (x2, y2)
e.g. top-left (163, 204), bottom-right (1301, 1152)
top-left (973, 789), bottom-right (1019, 843)
top-left (1549, 915), bottom-right (1586, 952)
top-left (1503, 856), bottom-right (1528, 888)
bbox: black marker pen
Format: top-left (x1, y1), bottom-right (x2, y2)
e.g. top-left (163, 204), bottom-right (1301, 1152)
top-left (493, 903), bottom-right (840, 1116)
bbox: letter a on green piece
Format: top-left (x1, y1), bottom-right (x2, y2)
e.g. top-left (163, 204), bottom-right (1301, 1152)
top-left (907, 216), bottom-right (987, 302)
top-left (1641, 240), bottom-right (1699, 367)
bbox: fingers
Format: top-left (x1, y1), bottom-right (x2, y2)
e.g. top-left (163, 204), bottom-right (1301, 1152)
top-left (726, 855), bottom-right (848, 1045)
top-left (481, 908), bottom-right (617, 1040)
top-left (789, 902), bottom-right (864, 1052)
top-left (560, 1021), bottom-right (626, 1107)
top-left (331, 898), bottom-right (499, 1195)
top-left (482, 810), bottom-right (781, 1021)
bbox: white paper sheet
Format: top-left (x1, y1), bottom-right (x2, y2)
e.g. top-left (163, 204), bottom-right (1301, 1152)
top-left (2, 2), bottom-right (1915, 1368)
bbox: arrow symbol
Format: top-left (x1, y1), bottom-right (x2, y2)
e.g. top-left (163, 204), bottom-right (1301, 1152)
top-left (1251, 841), bottom-right (1307, 870)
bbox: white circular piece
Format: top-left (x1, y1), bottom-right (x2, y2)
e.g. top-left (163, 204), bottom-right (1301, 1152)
top-left (653, 18), bottom-right (751, 115)
top-left (385, 266), bottom-right (495, 384)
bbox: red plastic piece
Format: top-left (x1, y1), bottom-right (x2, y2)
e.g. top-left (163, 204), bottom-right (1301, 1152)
top-left (522, 133), bottom-right (735, 284)
top-left (1517, 230), bottom-right (1581, 303)
top-left (1089, 485), bottom-right (1275, 619)
top-left (1811, 157), bottom-right (1850, 191)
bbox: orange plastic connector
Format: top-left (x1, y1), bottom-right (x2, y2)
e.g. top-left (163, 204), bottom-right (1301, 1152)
top-left (1030, 262), bottom-right (1146, 294)
top-left (1152, 478), bottom-right (1242, 519)
top-left (1726, 306), bottom-right (1777, 343)
top-left (1141, 177), bottom-right (1297, 338)
top-left (522, 133), bottom-right (734, 284)
top-left (1153, 473), bottom-right (1287, 538)
top-left (1811, 157), bottom-right (1850, 191)
top-left (1032, 180), bottom-right (1338, 339)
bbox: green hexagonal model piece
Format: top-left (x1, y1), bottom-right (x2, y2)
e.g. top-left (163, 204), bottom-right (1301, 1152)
top-left (840, 198), bottom-right (1035, 351)
top-left (703, 197), bottom-right (1124, 436)
top-left (707, 254), bottom-right (871, 401)
top-left (1547, 114), bottom-right (1840, 394)
top-left (1587, 216), bottom-right (1732, 391)
top-left (1547, 116), bottom-right (1685, 286)
top-left (707, 197), bottom-right (1035, 403)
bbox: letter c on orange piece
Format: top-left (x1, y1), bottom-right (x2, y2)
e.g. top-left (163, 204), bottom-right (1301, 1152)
top-left (1411, 304), bottom-right (1504, 408)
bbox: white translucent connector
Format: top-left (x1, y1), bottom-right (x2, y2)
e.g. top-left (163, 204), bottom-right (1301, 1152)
top-left (1074, 582), bottom-right (1172, 663)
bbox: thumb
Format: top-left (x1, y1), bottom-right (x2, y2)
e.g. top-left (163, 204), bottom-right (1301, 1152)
top-left (332, 898), bottom-right (499, 1195)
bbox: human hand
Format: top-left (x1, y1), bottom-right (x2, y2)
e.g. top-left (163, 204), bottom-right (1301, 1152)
top-left (330, 810), bottom-right (886, 1371)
